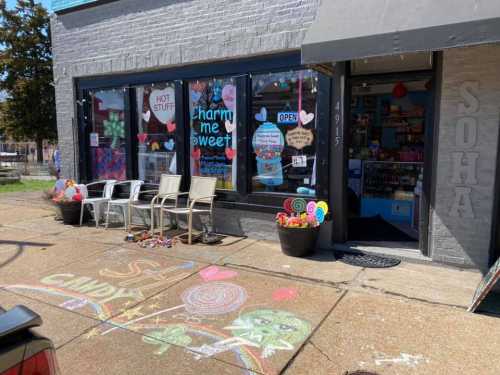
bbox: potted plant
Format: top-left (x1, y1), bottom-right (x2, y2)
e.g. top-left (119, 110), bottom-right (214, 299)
top-left (275, 198), bottom-right (329, 257)
top-left (50, 179), bottom-right (84, 225)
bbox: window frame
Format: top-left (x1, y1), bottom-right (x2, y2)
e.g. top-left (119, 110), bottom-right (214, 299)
top-left (75, 51), bottom-right (332, 212)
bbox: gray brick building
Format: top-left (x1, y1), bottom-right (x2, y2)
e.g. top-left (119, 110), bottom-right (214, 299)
top-left (51, 0), bottom-right (500, 272)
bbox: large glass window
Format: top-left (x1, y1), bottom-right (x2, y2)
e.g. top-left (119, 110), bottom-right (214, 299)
top-left (89, 89), bottom-right (126, 181)
top-left (189, 77), bottom-right (237, 190)
top-left (251, 69), bottom-right (318, 196)
top-left (136, 83), bottom-right (177, 183)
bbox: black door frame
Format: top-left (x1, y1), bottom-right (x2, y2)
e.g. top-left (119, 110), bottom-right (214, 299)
top-left (333, 56), bottom-right (440, 255)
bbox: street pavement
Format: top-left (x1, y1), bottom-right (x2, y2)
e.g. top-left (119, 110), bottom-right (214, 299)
top-left (0, 192), bottom-right (499, 374)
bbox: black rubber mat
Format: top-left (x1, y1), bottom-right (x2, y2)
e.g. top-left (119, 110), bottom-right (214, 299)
top-left (336, 251), bottom-right (401, 268)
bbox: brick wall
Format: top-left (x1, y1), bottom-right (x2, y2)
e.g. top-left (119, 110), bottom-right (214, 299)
top-left (431, 44), bottom-right (500, 270)
top-left (50, 0), bottom-right (321, 178)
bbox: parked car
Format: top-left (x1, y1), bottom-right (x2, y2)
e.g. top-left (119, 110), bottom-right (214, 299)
top-left (0, 305), bottom-right (60, 375)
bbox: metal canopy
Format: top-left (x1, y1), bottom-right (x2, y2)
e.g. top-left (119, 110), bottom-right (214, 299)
top-left (302, 0), bottom-right (500, 64)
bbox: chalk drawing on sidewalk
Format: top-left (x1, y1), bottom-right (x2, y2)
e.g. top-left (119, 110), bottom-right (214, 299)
top-left (142, 325), bottom-right (192, 355)
top-left (374, 352), bottom-right (430, 368)
top-left (225, 309), bottom-right (312, 358)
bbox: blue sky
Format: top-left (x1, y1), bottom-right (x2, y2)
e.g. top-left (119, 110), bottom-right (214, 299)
top-left (6, 0), bottom-right (51, 11)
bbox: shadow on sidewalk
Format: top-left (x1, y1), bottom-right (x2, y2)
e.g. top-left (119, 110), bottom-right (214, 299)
top-left (0, 239), bottom-right (54, 270)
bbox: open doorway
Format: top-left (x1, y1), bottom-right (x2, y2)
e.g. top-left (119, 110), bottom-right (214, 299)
top-left (347, 74), bottom-right (433, 250)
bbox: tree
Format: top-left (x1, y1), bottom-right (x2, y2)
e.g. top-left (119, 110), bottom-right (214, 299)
top-left (0, 0), bottom-right (56, 162)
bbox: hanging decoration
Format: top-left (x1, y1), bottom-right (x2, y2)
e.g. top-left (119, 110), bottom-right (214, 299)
top-left (142, 110), bottom-right (151, 123)
top-left (103, 112), bottom-right (125, 149)
top-left (285, 73), bottom-right (314, 150)
top-left (167, 121), bottom-right (176, 133)
top-left (137, 133), bottom-right (148, 144)
top-left (149, 87), bottom-right (176, 124)
top-left (392, 81), bottom-right (408, 98)
top-left (222, 84), bottom-right (236, 111)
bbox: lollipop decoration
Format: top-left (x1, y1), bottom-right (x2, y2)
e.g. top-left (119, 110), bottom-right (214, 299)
top-left (291, 198), bottom-right (306, 214)
top-left (276, 198), bottom-right (329, 229)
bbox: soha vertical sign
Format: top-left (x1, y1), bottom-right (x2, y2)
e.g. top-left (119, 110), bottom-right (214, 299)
top-left (449, 82), bottom-right (480, 218)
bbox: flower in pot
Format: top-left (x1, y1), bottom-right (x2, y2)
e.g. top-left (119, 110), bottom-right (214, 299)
top-left (49, 179), bottom-right (84, 225)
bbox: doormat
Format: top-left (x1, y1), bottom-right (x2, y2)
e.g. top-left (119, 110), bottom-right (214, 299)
top-left (348, 215), bottom-right (416, 242)
top-left (336, 251), bottom-right (401, 268)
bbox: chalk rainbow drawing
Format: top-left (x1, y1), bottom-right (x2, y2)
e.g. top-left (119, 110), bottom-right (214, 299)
top-left (142, 324), bottom-right (192, 355)
top-left (225, 309), bottom-right (312, 358)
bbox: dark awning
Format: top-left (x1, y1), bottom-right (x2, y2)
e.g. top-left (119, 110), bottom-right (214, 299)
top-left (302, 0), bottom-right (500, 64)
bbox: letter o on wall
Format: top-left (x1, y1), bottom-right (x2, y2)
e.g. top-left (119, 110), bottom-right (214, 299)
top-left (456, 117), bottom-right (478, 148)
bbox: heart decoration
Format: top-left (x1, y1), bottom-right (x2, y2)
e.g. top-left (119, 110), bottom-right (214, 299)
top-left (164, 139), bottom-right (175, 151)
top-left (191, 147), bottom-right (201, 160)
top-left (149, 87), bottom-right (176, 124)
top-left (225, 147), bottom-right (236, 160)
top-left (191, 81), bottom-right (207, 92)
top-left (272, 287), bottom-right (298, 302)
top-left (191, 90), bottom-right (202, 103)
top-left (199, 266), bottom-right (238, 282)
top-left (167, 121), bottom-right (176, 133)
top-left (150, 141), bottom-right (160, 151)
top-left (225, 120), bottom-right (236, 133)
top-left (142, 110), bottom-right (151, 123)
top-left (137, 133), bottom-right (148, 144)
top-left (299, 110), bottom-right (315, 125)
top-left (255, 107), bottom-right (267, 122)
top-left (222, 84), bottom-right (236, 111)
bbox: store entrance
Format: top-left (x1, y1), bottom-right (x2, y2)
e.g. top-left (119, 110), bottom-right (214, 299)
top-left (347, 76), bottom-right (432, 248)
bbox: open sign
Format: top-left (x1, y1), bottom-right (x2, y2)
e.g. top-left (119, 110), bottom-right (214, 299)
top-left (277, 111), bottom-right (298, 124)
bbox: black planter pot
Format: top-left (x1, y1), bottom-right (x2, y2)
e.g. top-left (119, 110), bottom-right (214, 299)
top-left (277, 225), bottom-right (320, 257)
top-left (58, 201), bottom-right (82, 225)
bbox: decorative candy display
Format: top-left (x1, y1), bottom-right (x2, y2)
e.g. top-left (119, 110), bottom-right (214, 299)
top-left (283, 197), bottom-right (294, 213)
top-left (291, 198), bottom-right (306, 213)
top-left (276, 198), bottom-right (329, 228)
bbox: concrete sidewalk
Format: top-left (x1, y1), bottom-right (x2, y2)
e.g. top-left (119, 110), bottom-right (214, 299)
top-left (0, 191), bottom-right (499, 375)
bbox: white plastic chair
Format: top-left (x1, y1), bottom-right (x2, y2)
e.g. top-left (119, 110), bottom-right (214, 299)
top-left (163, 176), bottom-right (217, 244)
top-left (79, 180), bottom-right (116, 227)
top-left (105, 180), bottom-right (143, 229)
top-left (128, 174), bottom-right (182, 234)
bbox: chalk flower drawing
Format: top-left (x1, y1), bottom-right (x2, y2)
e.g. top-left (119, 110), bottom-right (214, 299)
top-left (142, 325), bottom-right (192, 355)
top-left (225, 309), bottom-right (311, 358)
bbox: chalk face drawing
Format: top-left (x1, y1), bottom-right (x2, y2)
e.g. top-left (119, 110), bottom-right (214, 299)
top-left (181, 282), bottom-right (247, 316)
top-left (226, 309), bottom-right (311, 358)
top-left (142, 325), bottom-right (192, 355)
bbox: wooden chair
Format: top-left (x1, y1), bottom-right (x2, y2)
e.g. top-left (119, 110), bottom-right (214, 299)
top-left (162, 176), bottom-right (217, 244)
top-left (128, 174), bottom-right (182, 234)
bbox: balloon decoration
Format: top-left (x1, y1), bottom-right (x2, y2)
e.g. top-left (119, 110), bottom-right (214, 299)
top-left (103, 112), bottom-right (125, 149)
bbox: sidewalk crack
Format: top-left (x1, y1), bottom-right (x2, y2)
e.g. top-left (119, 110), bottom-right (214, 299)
top-left (309, 340), bottom-right (334, 363)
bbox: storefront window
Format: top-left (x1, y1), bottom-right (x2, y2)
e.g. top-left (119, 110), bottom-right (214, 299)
top-left (136, 83), bottom-right (176, 183)
top-left (89, 89), bottom-right (126, 181)
top-left (251, 69), bottom-right (318, 196)
top-left (189, 77), bottom-right (237, 190)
